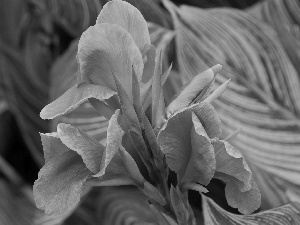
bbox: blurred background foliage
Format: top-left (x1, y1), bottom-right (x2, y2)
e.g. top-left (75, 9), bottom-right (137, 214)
top-left (0, 0), bottom-right (300, 224)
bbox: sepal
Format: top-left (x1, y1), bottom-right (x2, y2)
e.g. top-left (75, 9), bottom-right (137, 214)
top-left (143, 182), bottom-right (167, 206)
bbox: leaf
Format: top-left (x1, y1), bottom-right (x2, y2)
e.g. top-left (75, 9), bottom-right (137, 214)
top-left (170, 185), bottom-right (189, 225)
top-left (162, 0), bottom-right (210, 81)
top-left (96, 187), bottom-right (171, 225)
top-left (123, 0), bottom-right (172, 28)
top-left (0, 0), bottom-right (26, 48)
top-left (143, 182), bottom-right (167, 206)
top-left (40, 0), bottom-right (171, 38)
top-left (0, 180), bottom-right (35, 225)
top-left (40, 84), bottom-right (116, 120)
top-left (37, 0), bottom-right (103, 37)
top-left (0, 2), bottom-right (51, 165)
top-left (148, 22), bottom-right (175, 55)
top-left (166, 1), bottom-right (300, 209)
top-left (248, 0), bottom-right (300, 78)
top-left (202, 195), bottom-right (300, 225)
top-left (96, 0), bottom-right (150, 54)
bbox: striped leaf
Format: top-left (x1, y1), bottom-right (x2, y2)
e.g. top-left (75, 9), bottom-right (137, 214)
top-left (164, 0), bottom-right (300, 211)
top-left (202, 195), bottom-right (300, 225)
top-left (96, 187), bottom-right (173, 225)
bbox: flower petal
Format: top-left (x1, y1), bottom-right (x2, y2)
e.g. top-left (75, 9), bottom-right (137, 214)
top-left (158, 103), bottom-right (220, 178)
top-left (77, 23), bottom-right (144, 99)
top-left (181, 113), bottom-right (216, 185)
top-left (141, 44), bottom-right (156, 84)
top-left (113, 73), bottom-right (140, 129)
top-left (57, 123), bottom-right (103, 174)
top-left (33, 150), bottom-right (91, 215)
top-left (183, 183), bottom-right (208, 193)
top-left (225, 180), bottom-right (261, 214)
top-left (96, 0), bottom-right (150, 54)
top-left (40, 84), bottom-right (116, 119)
top-left (190, 102), bottom-right (222, 138)
top-left (204, 79), bottom-right (230, 103)
top-left (86, 146), bottom-right (145, 187)
top-left (158, 109), bottom-right (193, 175)
top-left (212, 139), bottom-right (261, 214)
top-left (152, 51), bottom-right (166, 128)
top-left (166, 65), bottom-right (221, 116)
top-left (40, 132), bottom-right (69, 163)
top-left (213, 139), bottom-right (252, 191)
top-left (94, 109), bottom-right (124, 177)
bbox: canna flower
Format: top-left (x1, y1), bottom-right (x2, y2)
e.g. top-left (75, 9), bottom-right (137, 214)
top-left (34, 0), bottom-right (158, 216)
top-left (34, 110), bottom-right (146, 215)
top-left (157, 66), bottom-right (261, 214)
top-left (40, 0), bottom-right (157, 120)
top-left (34, 0), bottom-right (261, 220)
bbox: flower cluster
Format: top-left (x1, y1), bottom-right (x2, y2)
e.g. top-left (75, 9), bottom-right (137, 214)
top-left (34, 0), bottom-right (260, 223)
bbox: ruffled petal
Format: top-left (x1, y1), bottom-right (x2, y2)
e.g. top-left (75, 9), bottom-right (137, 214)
top-left (213, 139), bottom-right (252, 191)
top-left (40, 83), bottom-right (116, 119)
top-left (57, 109), bottom-right (125, 177)
top-left (33, 148), bottom-right (91, 215)
top-left (225, 180), bottom-right (261, 215)
top-left (57, 123), bottom-right (103, 174)
top-left (190, 102), bottom-right (222, 138)
top-left (77, 23), bottom-right (144, 100)
top-left (94, 109), bottom-right (124, 177)
top-left (158, 109), bottom-right (193, 175)
top-left (213, 139), bottom-right (261, 214)
top-left (96, 0), bottom-right (150, 54)
top-left (166, 66), bottom-right (218, 116)
top-left (158, 107), bottom-right (216, 185)
top-left (86, 147), bottom-right (146, 187)
top-left (181, 113), bottom-right (216, 185)
top-left (40, 132), bottom-right (69, 163)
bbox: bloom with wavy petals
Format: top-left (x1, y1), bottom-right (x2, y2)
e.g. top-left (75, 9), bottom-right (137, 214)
top-left (40, 0), bottom-right (155, 120)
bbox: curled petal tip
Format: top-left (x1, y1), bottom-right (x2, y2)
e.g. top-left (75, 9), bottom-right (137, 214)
top-left (211, 64), bottom-right (222, 74)
top-left (40, 105), bottom-right (56, 120)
